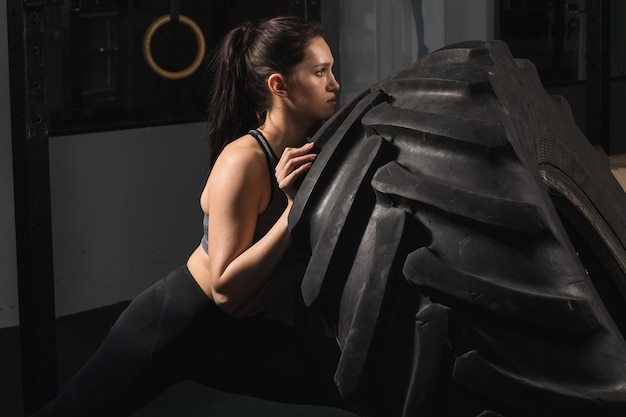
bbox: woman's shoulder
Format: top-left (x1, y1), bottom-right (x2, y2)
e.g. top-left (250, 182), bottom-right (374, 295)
top-left (210, 134), bottom-right (269, 188)
top-left (216, 134), bottom-right (265, 168)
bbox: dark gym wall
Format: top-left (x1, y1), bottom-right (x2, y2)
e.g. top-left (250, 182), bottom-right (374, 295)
top-left (48, 123), bottom-right (208, 317)
top-left (0, 4), bottom-right (209, 327)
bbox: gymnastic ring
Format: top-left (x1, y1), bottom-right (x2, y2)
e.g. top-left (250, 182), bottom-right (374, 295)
top-left (143, 14), bottom-right (206, 80)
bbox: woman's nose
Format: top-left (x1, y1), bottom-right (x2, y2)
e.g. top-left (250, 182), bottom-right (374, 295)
top-left (329, 72), bottom-right (340, 91)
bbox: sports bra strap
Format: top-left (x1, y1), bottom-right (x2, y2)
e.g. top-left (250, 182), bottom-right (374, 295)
top-left (249, 129), bottom-right (278, 168)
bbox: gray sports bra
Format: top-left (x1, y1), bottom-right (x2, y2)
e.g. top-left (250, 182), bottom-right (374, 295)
top-left (201, 130), bottom-right (287, 253)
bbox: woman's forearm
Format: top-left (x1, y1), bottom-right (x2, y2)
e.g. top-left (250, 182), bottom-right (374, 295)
top-left (210, 204), bottom-right (293, 314)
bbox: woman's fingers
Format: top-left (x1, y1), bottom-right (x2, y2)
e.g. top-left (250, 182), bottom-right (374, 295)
top-left (276, 143), bottom-right (315, 177)
top-left (275, 142), bottom-right (316, 199)
top-left (277, 143), bottom-right (314, 169)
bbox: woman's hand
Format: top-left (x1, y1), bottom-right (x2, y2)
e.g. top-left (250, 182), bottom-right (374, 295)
top-left (275, 142), bottom-right (316, 201)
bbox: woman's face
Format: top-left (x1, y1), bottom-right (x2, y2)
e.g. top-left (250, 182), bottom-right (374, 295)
top-left (286, 37), bottom-right (340, 123)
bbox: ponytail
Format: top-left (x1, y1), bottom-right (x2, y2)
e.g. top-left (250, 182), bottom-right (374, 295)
top-left (205, 16), bottom-right (324, 168)
top-left (206, 22), bottom-right (258, 167)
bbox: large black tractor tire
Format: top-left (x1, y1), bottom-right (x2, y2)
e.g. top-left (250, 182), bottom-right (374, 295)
top-left (289, 40), bottom-right (626, 417)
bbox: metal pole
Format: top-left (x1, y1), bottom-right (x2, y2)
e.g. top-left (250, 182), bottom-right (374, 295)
top-left (7, 0), bottom-right (59, 413)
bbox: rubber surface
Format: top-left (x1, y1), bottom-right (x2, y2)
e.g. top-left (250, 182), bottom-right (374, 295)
top-left (289, 41), bottom-right (626, 417)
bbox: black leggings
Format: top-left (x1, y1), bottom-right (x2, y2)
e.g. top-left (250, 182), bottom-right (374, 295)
top-left (31, 267), bottom-right (345, 417)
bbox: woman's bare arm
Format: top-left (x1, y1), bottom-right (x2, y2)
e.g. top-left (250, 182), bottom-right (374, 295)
top-left (206, 140), bottom-right (315, 315)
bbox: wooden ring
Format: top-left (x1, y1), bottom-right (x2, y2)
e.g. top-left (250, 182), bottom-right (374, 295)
top-left (142, 14), bottom-right (205, 80)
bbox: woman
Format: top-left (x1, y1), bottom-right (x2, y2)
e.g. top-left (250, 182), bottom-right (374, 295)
top-left (31, 15), bottom-right (344, 417)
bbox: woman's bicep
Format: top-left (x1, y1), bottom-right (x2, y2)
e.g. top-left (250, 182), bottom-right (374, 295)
top-left (205, 153), bottom-right (265, 285)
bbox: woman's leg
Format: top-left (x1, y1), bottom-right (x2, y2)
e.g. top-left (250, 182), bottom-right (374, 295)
top-left (215, 319), bottom-right (345, 407)
top-left (188, 305), bottom-right (346, 409)
top-left (30, 267), bottom-right (199, 417)
top-left (163, 268), bottom-right (350, 410)
top-left (30, 266), bottom-right (351, 416)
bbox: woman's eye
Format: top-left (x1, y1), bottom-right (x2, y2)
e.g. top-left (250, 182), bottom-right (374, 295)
top-left (315, 70), bottom-right (325, 76)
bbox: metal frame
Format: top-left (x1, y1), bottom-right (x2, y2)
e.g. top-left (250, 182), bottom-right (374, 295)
top-left (7, 0), bottom-right (59, 413)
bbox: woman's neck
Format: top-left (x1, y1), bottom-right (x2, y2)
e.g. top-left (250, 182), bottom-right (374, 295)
top-left (259, 110), bottom-right (312, 156)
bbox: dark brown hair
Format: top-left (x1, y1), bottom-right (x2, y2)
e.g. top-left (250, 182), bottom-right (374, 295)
top-left (206, 16), bottom-right (324, 167)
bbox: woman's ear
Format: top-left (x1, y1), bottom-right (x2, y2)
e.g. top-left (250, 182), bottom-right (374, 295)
top-left (268, 73), bottom-right (288, 97)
